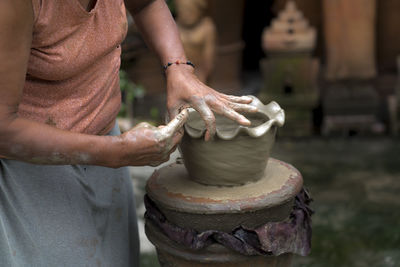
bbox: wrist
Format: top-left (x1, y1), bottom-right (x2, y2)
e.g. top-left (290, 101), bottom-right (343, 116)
top-left (165, 61), bottom-right (195, 80)
top-left (162, 57), bottom-right (188, 67)
top-left (163, 60), bottom-right (195, 71)
top-left (97, 135), bottom-right (127, 168)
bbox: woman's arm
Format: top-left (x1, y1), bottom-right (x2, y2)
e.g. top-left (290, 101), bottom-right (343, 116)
top-left (0, 0), bottom-right (186, 167)
top-left (126, 0), bottom-right (257, 140)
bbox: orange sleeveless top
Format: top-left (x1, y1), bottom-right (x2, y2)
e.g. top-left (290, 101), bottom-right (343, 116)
top-left (19, 0), bottom-right (128, 135)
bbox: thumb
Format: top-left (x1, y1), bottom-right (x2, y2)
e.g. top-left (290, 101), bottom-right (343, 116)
top-left (159, 108), bottom-right (189, 138)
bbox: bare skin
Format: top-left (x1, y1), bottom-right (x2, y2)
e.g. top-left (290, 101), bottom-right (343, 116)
top-left (0, 0), bottom-right (256, 168)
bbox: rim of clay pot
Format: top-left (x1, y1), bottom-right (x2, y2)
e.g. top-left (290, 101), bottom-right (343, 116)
top-left (184, 96), bottom-right (285, 140)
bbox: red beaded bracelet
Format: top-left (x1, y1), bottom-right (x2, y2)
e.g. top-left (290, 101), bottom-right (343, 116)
top-left (163, 60), bottom-right (195, 70)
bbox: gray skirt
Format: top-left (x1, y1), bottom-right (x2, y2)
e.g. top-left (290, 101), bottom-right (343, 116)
top-left (0, 123), bottom-right (139, 267)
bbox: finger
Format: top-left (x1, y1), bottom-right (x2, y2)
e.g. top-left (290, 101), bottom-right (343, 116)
top-left (227, 102), bottom-right (258, 113)
top-left (163, 128), bottom-right (183, 153)
top-left (215, 106), bottom-right (251, 126)
top-left (222, 95), bottom-right (254, 104)
top-left (159, 108), bottom-right (189, 138)
top-left (168, 104), bottom-right (191, 122)
top-left (168, 144), bottom-right (178, 155)
top-left (194, 101), bottom-right (216, 141)
top-left (171, 130), bottom-right (184, 147)
top-left (149, 161), bottom-right (162, 167)
top-left (136, 122), bottom-right (153, 129)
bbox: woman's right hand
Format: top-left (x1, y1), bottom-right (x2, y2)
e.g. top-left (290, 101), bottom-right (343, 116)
top-left (116, 109), bottom-right (188, 167)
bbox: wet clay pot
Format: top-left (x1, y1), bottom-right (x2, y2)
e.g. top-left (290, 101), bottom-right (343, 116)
top-left (179, 96), bottom-right (285, 186)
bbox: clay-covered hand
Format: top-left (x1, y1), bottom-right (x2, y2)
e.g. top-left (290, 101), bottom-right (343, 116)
top-left (166, 66), bottom-right (258, 141)
top-left (118, 109), bottom-right (188, 167)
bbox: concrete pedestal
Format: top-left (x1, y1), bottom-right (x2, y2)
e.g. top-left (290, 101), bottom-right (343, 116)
top-left (145, 158), bottom-right (303, 266)
top-left (260, 56), bottom-right (319, 97)
top-left (259, 56), bottom-right (319, 137)
top-left (322, 81), bottom-right (381, 135)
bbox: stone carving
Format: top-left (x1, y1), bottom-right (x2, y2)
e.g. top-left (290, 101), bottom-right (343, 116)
top-left (322, 81), bottom-right (380, 135)
top-left (262, 0), bottom-right (316, 54)
top-left (259, 1), bottom-right (319, 136)
top-left (175, 0), bottom-right (217, 83)
top-left (179, 96), bottom-right (285, 186)
top-left (323, 0), bottom-right (377, 80)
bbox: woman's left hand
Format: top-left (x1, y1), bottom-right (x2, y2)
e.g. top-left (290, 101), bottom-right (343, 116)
top-left (165, 65), bottom-right (258, 141)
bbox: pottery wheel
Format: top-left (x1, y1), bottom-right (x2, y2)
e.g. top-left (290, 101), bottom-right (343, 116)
top-left (146, 158), bottom-right (303, 215)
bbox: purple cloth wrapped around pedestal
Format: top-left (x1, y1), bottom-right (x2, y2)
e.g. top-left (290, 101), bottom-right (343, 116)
top-left (144, 188), bottom-right (313, 256)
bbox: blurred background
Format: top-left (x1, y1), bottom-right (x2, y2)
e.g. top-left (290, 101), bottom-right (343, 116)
top-left (120, 0), bottom-right (400, 266)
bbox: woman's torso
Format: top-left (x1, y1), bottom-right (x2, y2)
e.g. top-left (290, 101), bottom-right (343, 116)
top-left (19, 0), bottom-right (128, 135)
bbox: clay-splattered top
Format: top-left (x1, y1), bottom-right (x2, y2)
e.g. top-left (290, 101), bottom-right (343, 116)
top-left (18, 0), bottom-right (127, 135)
